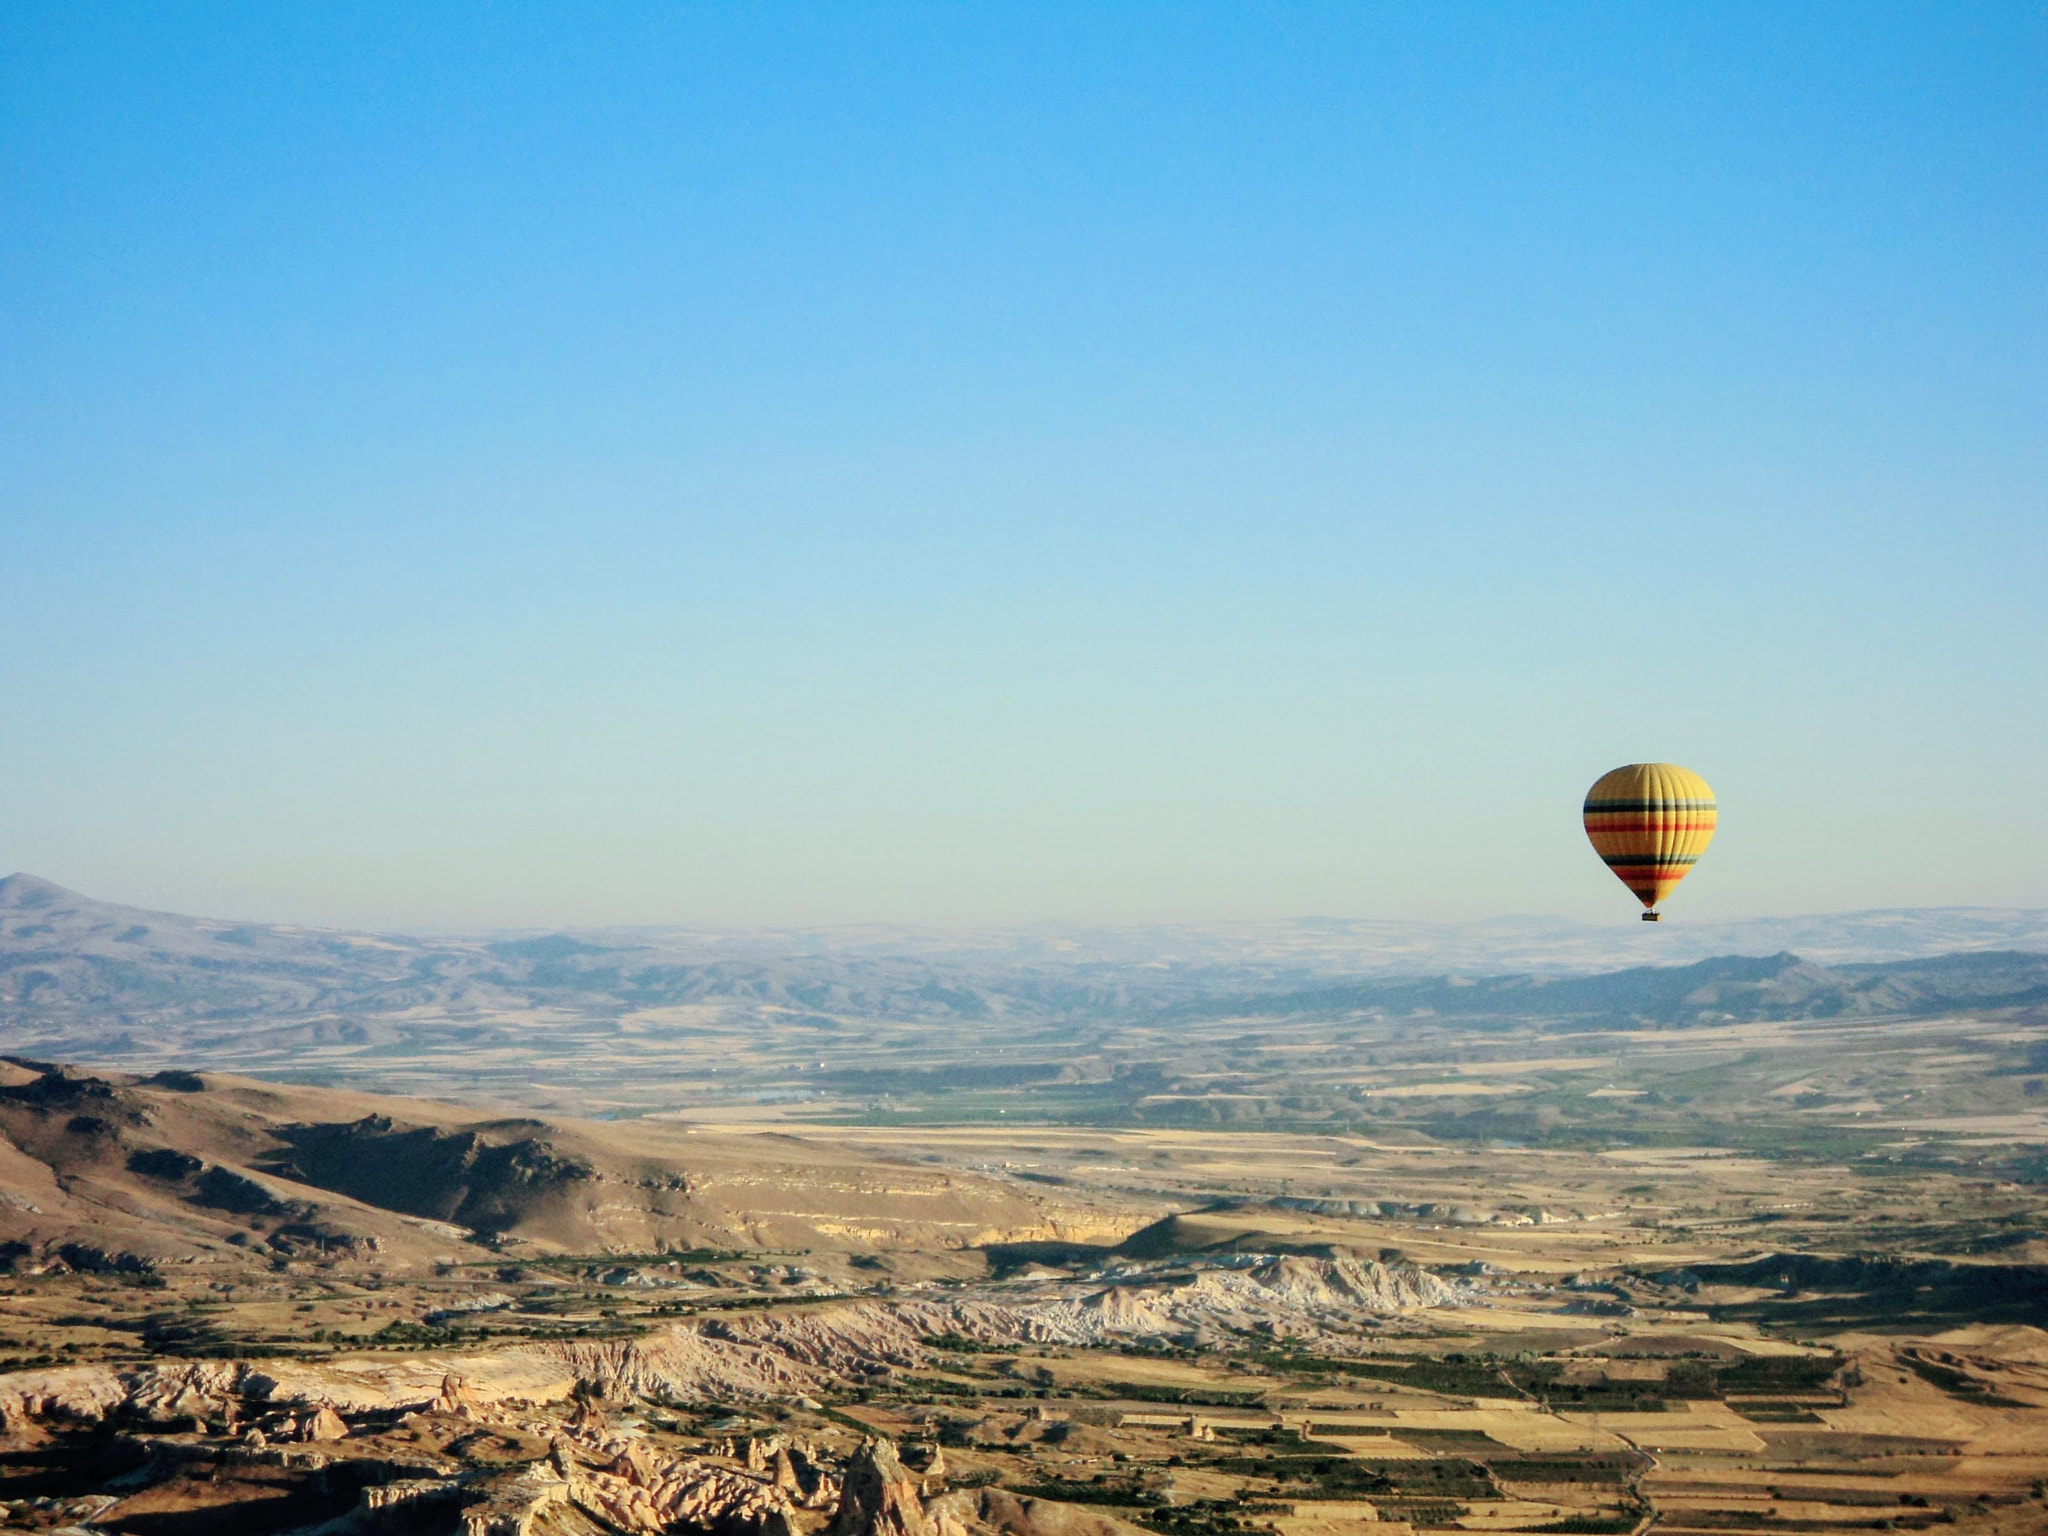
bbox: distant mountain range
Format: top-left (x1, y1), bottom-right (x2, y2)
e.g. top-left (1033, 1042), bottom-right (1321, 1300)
top-left (5, 871), bottom-right (2047, 1031)
top-left (3, 872), bottom-right (2045, 1104)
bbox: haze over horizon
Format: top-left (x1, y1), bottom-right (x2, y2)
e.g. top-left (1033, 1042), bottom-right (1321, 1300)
top-left (6, 869), bottom-right (2048, 987)
top-left (6, 5), bottom-right (2045, 932)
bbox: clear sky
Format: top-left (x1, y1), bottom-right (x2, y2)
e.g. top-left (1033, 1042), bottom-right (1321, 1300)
top-left (3, 4), bottom-right (2044, 932)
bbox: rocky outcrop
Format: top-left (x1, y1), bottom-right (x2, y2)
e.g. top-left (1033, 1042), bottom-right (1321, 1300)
top-left (123, 1361), bottom-right (246, 1425)
top-left (1022, 1253), bottom-right (1460, 1348)
top-left (0, 1363), bottom-right (174, 1427)
top-left (544, 1407), bottom-right (803, 1536)
top-left (463, 1463), bottom-right (572, 1536)
top-left (831, 1439), bottom-right (930, 1536)
top-left (302, 1403), bottom-right (348, 1441)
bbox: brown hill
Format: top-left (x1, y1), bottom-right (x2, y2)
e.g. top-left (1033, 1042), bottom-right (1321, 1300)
top-left (0, 1059), bottom-right (1129, 1274)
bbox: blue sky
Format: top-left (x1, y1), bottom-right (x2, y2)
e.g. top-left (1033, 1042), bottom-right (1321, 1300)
top-left (3, 3), bottom-right (2044, 930)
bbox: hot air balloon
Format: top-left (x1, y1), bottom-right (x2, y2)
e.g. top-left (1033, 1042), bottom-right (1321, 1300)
top-left (1583, 763), bottom-right (1716, 921)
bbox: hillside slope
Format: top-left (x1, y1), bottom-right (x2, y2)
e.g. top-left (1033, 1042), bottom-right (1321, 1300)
top-left (0, 1059), bottom-right (1129, 1275)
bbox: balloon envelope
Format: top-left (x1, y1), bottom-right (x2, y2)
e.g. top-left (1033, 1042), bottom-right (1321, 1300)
top-left (1583, 762), bottom-right (1717, 910)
